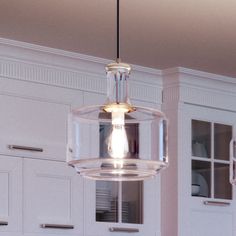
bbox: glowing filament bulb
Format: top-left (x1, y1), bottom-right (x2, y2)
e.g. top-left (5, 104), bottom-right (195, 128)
top-left (107, 111), bottom-right (129, 167)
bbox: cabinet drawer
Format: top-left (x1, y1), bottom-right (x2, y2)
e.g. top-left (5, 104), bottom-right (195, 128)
top-left (0, 95), bottom-right (69, 161)
top-left (23, 158), bottom-right (83, 235)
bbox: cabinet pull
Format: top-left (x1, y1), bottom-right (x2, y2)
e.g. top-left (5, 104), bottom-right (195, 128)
top-left (8, 145), bottom-right (43, 152)
top-left (109, 227), bottom-right (139, 233)
top-left (40, 224), bottom-right (74, 229)
top-left (230, 139), bottom-right (236, 184)
top-left (0, 221), bottom-right (8, 226)
top-left (203, 201), bottom-right (230, 206)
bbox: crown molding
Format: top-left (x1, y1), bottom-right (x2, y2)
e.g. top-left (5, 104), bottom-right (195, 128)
top-left (162, 67), bottom-right (236, 111)
top-left (0, 38), bottom-right (162, 83)
top-left (0, 38), bottom-right (162, 104)
top-left (163, 67), bottom-right (236, 85)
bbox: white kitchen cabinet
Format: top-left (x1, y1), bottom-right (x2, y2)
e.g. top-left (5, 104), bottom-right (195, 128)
top-left (162, 68), bottom-right (236, 236)
top-left (0, 94), bottom-right (69, 161)
top-left (23, 158), bottom-right (83, 236)
top-left (0, 155), bottom-right (22, 234)
top-left (84, 179), bottom-right (160, 236)
top-left (0, 40), bottom-right (164, 236)
top-left (0, 156), bottom-right (84, 236)
top-left (180, 105), bottom-right (236, 236)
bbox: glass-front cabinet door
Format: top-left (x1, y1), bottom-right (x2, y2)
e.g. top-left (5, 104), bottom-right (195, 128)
top-left (180, 104), bottom-right (236, 236)
top-left (96, 181), bottom-right (143, 225)
top-left (191, 120), bottom-right (232, 200)
top-left (85, 178), bottom-right (158, 236)
top-left (95, 123), bottom-right (143, 226)
top-left (84, 121), bottom-right (159, 236)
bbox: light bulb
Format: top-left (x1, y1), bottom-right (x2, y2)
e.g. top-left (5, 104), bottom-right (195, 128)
top-left (107, 111), bottom-right (129, 168)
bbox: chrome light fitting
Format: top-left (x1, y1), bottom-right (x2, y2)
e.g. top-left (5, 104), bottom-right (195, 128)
top-left (66, 0), bottom-right (168, 181)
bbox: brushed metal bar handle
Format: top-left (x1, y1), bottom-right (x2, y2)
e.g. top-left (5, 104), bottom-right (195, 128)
top-left (40, 224), bottom-right (74, 229)
top-left (8, 145), bottom-right (43, 152)
top-left (109, 227), bottom-right (139, 233)
top-left (203, 201), bottom-right (230, 206)
top-left (0, 221), bottom-right (8, 226)
top-left (230, 139), bottom-right (236, 184)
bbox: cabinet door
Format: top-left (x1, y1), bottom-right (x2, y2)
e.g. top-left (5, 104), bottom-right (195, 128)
top-left (0, 94), bottom-right (69, 161)
top-left (180, 104), bottom-right (236, 236)
top-left (84, 179), bottom-right (159, 236)
top-left (23, 159), bottom-right (83, 235)
top-left (0, 156), bottom-right (22, 233)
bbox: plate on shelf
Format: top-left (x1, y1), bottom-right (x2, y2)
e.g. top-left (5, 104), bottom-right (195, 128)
top-left (96, 188), bottom-right (112, 211)
top-left (192, 171), bottom-right (209, 197)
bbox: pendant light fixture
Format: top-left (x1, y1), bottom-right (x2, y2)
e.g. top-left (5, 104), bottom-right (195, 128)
top-left (66, 0), bottom-right (168, 181)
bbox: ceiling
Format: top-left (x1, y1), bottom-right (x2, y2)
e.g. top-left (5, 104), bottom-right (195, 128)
top-left (0, 0), bottom-right (236, 77)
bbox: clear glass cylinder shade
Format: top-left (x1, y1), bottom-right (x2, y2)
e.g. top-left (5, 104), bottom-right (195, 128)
top-left (105, 64), bottom-right (130, 105)
top-left (230, 139), bottom-right (236, 185)
top-left (67, 106), bottom-right (168, 181)
top-left (67, 62), bottom-right (168, 181)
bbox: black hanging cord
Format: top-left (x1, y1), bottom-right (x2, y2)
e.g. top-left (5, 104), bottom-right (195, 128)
top-left (116, 0), bottom-right (120, 61)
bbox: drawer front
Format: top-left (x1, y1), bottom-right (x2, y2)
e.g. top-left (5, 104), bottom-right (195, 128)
top-left (0, 95), bottom-right (69, 161)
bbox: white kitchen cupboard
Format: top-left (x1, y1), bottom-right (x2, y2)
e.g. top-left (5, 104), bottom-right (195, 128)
top-left (0, 155), bottom-right (22, 235)
top-left (0, 75), bottom-right (83, 162)
top-left (0, 94), bottom-right (69, 161)
top-left (0, 77), bottom-right (84, 235)
top-left (0, 75), bottom-right (162, 236)
top-left (0, 38), bottom-right (163, 236)
top-left (180, 105), bottom-right (236, 236)
top-left (23, 158), bottom-right (83, 236)
top-left (161, 68), bottom-right (236, 236)
top-left (84, 179), bottom-right (160, 236)
top-left (0, 156), bottom-right (83, 236)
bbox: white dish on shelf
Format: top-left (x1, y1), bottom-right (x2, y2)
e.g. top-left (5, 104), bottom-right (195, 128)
top-left (191, 184), bottom-right (200, 196)
top-left (192, 142), bottom-right (207, 157)
top-left (192, 171), bottom-right (209, 197)
top-left (96, 188), bottom-right (112, 211)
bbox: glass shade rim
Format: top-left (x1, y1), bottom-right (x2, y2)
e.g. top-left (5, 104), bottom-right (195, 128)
top-left (67, 158), bottom-right (168, 181)
top-left (71, 104), bottom-right (167, 122)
